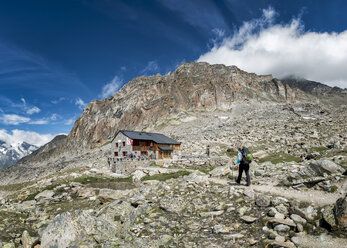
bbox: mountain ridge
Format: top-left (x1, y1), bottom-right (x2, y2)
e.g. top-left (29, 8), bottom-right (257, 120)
top-left (2, 62), bottom-right (345, 181)
top-left (0, 140), bottom-right (38, 170)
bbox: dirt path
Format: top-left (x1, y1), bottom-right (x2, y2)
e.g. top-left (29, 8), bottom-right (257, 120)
top-left (206, 177), bottom-right (341, 206)
top-left (293, 234), bottom-right (347, 248)
top-left (109, 166), bottom-right (342, 206)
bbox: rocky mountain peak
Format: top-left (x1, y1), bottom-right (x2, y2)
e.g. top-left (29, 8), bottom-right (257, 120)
top-left (67, 62), bottom-right (296, 150)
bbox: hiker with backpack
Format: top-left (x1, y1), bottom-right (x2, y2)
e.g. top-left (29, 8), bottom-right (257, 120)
top-left (234, 146), bottom-right (252, 186)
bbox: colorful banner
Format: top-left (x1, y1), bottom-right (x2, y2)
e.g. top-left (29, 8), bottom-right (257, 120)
top-left (126, 137), bottom-right (133, 146)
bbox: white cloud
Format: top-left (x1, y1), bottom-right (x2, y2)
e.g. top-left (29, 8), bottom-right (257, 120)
top-left (0, 114), bottom-right (30, 125)
top-left (21, 98), bottom-right (26, 105)
top-left (159, 0), bottom-right (228, 32)
top-left (198, 7), bottom-right (347, 88)
top-left (29, 119), bottom-right (49, 125)
top-left (64, 118), bottom-right (74, 125)
top-left (0, 129), bottom-right (54, 147)
top-left (100, 76), bottom-right (123, 99)
top-left (17, 97), bottom-right (41, 115)
top-left (51, 97), bottom-right (66, 104)
top-left (140, 61), bottom-right (160, 75)
top-left (26, 106), bottom-right (41, 115)
top-left (75, 97), bottom-right (87, 110)
top-left (50, 114), bottom-right (59, 121)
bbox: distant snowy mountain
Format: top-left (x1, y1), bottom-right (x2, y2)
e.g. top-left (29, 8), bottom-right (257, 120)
top-left (0, 140), bottom-right (38, 170)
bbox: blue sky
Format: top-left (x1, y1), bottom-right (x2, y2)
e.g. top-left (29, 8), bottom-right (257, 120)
top-left (1, 0), bottom-right (347, 146)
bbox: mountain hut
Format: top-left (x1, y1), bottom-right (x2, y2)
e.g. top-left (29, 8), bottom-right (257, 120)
top-left (111, 130), bottom-right (181, 159)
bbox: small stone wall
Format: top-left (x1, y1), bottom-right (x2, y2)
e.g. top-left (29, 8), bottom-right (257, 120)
top-left (108, 156), bottom-right (230, 175)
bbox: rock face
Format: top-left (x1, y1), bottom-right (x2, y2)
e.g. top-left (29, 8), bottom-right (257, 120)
top-left (281, 77), bottom-right (346, 96)
top-left (68, 62), bottom-right (296, 150)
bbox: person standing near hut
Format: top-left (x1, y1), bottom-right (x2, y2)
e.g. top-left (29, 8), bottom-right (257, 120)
top-left (206, 145), bottom-right (210, 157)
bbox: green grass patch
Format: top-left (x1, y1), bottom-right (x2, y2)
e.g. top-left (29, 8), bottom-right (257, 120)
top-left (330, 185), bottom-right (338, 193)
top-left (0, 180), bottom-right (35, 192)
top-left (73, 175), bottom-right (132, 184)
top-left (0, 210), bottom-right (37, 242)
top-left (45, 199), bottom-right (100, 217)
top-left (149, 162), bottom-right (159, 167)
top-left (311, 146), bottom-right (329, 152)
top-left (141, 171), bottom-right (190, 181)
top-left (259, 152), bottom-right (301, 164)
top-left (299, 201), bottom-right (311, 209)
top-left (188, 166), bottom-right (215, 174)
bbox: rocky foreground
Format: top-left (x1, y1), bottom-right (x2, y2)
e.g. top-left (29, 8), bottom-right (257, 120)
top-left (0, 100), bottom-right (346, 247)
top-left (0, 161), bottom-right (346, 248)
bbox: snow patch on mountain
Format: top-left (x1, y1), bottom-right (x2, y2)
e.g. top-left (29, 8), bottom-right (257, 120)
top-left (0, 140), bottom-right (38, 170)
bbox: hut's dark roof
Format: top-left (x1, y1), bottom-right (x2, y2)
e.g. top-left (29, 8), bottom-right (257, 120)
top-left (158, 146), bottom-right (174, 151)
top-left (115, 130), bottom-right (181, 145)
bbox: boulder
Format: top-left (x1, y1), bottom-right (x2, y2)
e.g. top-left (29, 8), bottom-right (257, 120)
top-left (269, 240), bottom-right (296, 248)
top-left (290, 214), bottom-right (307, 225)
top-left (98, 188), bottom-right (134, 202)
top-left (269, 218), bottom-right (296, 227)
top-left (209, 165), bottom-right (230, 177)
top-left (34, 190), bottom-right (55, 201)
top-left (322, 205), bottom-right (336, 228)
top-left (274, 224), bottom-right (290, 235)
top-left (41, 210), bottom-right (119, 248)
top-left (185, 173), bottom-right (210, 185)
top-left (308, 159), bottom-right (344, 177)
top-left (76, 187), bottom-right (97, 198)
top-left (243, 188), bottom-right (255, 199)
top-left (21, 231), bottom-right (33, 248)
top-left (304, 206), bottom-right (318, 221)
top-left (287, 159), bottom-right (344, 186)
top-left (256, 194), bottom-right (271, 207)
top-left (132, 170), bottom-right (147, 182)
top-left (212, 225), bottom-right (231, 234)
top-left (241, 215), bottom-right (258, 223)
top-left (334, 195), bottom-right (347, 229)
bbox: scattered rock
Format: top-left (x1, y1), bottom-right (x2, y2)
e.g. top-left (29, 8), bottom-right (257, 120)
top-left (241, 215), bottom-right (257, 223)
top-left (132, 170), bottom-right (147, 182)
top-left (98, 188), bottom-right (134, 202)
top-left (274, 224), bottom-right (290, 235)
top-left (269, 218), bottom-right (296, 227)
top-left (334, 195), bottom-right (347, 229)
top-left (243, 188), bottom-right (255, 199)
top-left (256, 194), bottom-right (271, 207)
top-left (159, 196), bottom-right (187, 214)
top-left (209, 165), bottom-right (230, 177)
top-left (290, 214), bottom-right (307, 225)
top-left (200, 210), bottom-right (224, 217)
top-left (322, 205), bottom-right (336, 228)
top-left (212, 225), bottom-right (231, 234)
top-left (21, 231), bottom-right (33, 248)
top-left (34, 190), bottom-right (55, 202)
